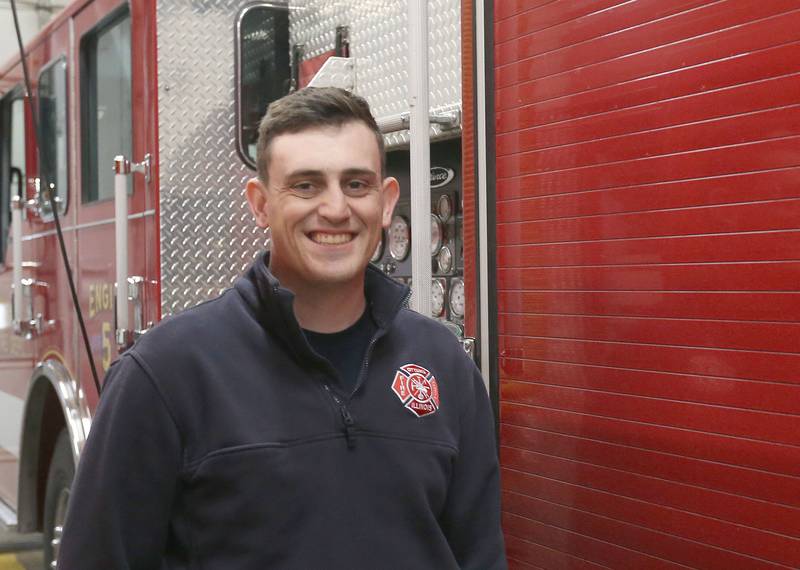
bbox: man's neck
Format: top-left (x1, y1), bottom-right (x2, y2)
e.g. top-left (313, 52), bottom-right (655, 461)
top-left (273, 270), bottom-right (367, 333)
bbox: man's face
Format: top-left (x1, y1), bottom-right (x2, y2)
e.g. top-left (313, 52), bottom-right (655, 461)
top-left (246, 121), bottom-right (399, 291)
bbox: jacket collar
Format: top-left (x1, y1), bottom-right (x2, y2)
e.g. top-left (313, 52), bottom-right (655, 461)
top-left (237, 251), bottom-right (410, 354)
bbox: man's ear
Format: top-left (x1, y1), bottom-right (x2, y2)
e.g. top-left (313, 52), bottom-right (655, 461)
top-left (381, 177), bottom-right (400, 227)
top-left (245, 178), bottom-right (270, 229)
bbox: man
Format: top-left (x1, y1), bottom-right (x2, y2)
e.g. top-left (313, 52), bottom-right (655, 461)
top-left (58, 87), bottom-right (506, 569)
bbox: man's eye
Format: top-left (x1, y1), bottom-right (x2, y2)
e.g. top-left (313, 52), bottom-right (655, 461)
top-left (291, 182), bottom-right (316, 193)
top-left (345, 180), bottom-right (370, 193)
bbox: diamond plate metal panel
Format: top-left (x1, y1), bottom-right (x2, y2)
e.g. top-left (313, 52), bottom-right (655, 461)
top-left (157, 0), bottom-right (265, 316)
top-left (291, 0), bottom-right (461, 146)
top-left (157, 0), bottom-right (461, 314)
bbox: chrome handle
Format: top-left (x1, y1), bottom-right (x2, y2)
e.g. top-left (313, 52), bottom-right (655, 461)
top-left (114, 154), bottom-right (151, 183)
top-left (13, 278), bottom-right (54, 339)
top-left (24, 177), bottom-right (41, 217)
top-left (39, 183), bottom-right (63, 214)
top-left (462, 337), bottom-right (477, 362)
top-left (22, 177), bottom-right (63, 217)
top-left (128, 276), bottom-right (152, 340)
top-left (115, 275), bottom-right (152, 350)
top-left (113, 152), bottom-right (151, 350)
top-left (439, 321), bottom-right (479, 363)
top-left (376, 110), bottom-right (462, 134)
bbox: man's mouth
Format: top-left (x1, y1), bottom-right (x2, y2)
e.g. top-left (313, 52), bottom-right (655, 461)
top-left (308, 232), bottom-right (355, 245)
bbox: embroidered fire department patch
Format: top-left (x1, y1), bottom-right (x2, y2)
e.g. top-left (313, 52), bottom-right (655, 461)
top-left (391, 363), bottom-right (440, 418)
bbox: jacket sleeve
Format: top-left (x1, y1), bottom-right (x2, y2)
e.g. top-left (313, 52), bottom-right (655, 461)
top-left (440, 363), bottom-right (507, 569)
top-left (57, 352), bottom-right (183, 570)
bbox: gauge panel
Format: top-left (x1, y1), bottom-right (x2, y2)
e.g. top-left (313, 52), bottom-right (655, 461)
top-left (388, 215), bottom-right (410, 261)
top-left (449, 277), bottom-right (465, 320)
top-left (371, 230), bottom-right (385, 263)
top-left (430, 213), bottom-right (443, 256)
top-left (431, 278), bottom-right (446, 317)
top-left (437, 194), bottom-right (453, 222)
top-left (374, 139), bottom-right (466, 334)
top-left (437, 245), bottom-right (453, 273)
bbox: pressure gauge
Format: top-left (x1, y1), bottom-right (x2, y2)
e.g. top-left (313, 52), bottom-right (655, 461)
top-left (388, 215), bottom-right (410, 260)
top-left (436, 245), bottom-right (453, 273)
top-left (437, 194), bottom-right (453, 222)
top-left (449, 277), bottom-right (465, 319)
top-left (431, 278), bottom-right (446, 318)
top-left (371, 231), bottom-right (385, 263)
top-left (431, 213), bottom-right (443, 256)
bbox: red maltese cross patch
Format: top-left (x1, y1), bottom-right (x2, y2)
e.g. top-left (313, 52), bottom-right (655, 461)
top-left (391, 363), bottom-right (441, 418)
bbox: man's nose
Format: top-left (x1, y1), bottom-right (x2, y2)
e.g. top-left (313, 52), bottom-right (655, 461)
top-left (318, 184), bottom-right (350, 222)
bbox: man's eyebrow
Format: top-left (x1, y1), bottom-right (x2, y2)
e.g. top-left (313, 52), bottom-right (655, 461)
top-left (285, 168), bottom-right (379, 180)
top-left (342, 168), bottom-right (378, 178)
top-left (286, 169), bottom-right (326, 179)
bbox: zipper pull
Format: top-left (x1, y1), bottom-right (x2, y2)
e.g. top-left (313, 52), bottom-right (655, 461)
top-left (340, 406), bottom-right (355, 449)
top-left (324, 383), bottom-right (341, 404)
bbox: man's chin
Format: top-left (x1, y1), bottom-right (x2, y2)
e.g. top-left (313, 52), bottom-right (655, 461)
top-left (304, 261), bottom-right (366, 287)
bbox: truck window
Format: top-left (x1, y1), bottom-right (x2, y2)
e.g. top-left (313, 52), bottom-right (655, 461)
top-left (236, 3), bottom-right (291, 168)
top-left (10, 96), bottom-right (26, 195)
top-left (81, 9), bottom-right (132, 203)
top-left (0, 90), bottom-right (26, 260)
top-left (38, 56), bottom-right (69, 217)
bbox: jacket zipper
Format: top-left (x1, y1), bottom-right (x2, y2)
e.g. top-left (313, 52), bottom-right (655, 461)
top-left (319, 327), bottom-right (384, 450)
top-left (322, 383), bottom-right (355, 449)
top-left (356, 285), bottom-right (410, 388)
top-left (320, 288), bottom-right (411, 450)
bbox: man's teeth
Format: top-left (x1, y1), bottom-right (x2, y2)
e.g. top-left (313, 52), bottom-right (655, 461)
top-left (311, 233), bottom-right (353, 244)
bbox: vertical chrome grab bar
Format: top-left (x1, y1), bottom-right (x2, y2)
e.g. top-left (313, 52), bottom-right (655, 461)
top-left (114, 154), bottom-right (150, 348)
top-left (11, 195), bottom-right (23, 332)
top-left (114, 156), bottom-right (130, 346)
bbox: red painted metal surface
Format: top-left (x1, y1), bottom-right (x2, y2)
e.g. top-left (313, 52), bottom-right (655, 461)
top-left (0, 6), bottom-right (80, 514)
top-left (0, 0), bottom-right (158, 522)
top-left (0, 0), bottom-right (159, 406)
top-left (24, 3), bottom-right (75, 409)
top-left (495, 1), bottom-right (800, 567)
top-left (72, 0), bottom-right (159, 408)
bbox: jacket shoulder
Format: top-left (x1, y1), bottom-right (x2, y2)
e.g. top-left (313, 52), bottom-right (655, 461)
top-left (136, 290), bottom-right (232, 344)
top-left (392, 308), bottom-right (476, 374)
top-left (124, 287), bottom-right (258, 376)
top-left (394, 307), bottom-right (465, 347)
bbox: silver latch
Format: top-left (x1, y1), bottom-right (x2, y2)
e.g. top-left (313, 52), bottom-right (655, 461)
top-left (114, 154), bottom-right (151, 184)
top-left (429, 109), bottom-right (461, 130)
top-left (12, 278), bottom-right (54, 339)
top-left (462, 337), bottom-right (476, 362)
top-left (24, 178), bottom-right (65, 218)
top-left (438, 322), bottom-right (478, 363)
top-left (376, 109), bottom-right (462, 134)
top-left (115, 276), bottom-right (153, 350)
top-left (24, 177), bottom-right (41, 217)
top-left (128, 276), bottom-right (152, 341)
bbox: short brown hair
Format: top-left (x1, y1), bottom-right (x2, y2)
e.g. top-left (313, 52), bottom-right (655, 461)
top-left (255, 87), bottom-right (385, 183)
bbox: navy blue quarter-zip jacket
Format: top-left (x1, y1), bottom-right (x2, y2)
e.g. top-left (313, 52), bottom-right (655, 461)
top-left (58, 253), bottom-right (507, 569)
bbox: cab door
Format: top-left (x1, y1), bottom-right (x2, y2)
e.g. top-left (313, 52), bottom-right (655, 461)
top-left (0, 86), bottom-right (36, 519)
top-left (0, 14), bottom-right (73, 520)
top-left (74, 0), bottom-right (156, 402)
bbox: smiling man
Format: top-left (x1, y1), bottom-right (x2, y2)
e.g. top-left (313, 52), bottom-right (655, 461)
top-left (57, 88), bottom-right (506, 569)
top-left (246, 108), bottom-right (396, 335)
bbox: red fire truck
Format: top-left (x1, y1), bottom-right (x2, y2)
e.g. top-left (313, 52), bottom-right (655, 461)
top-left (1, 0), bottom-right (799, 568)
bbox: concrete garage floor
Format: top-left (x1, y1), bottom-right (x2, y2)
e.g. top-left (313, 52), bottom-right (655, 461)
top-left (0, 527), bottom-right (43, 570)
